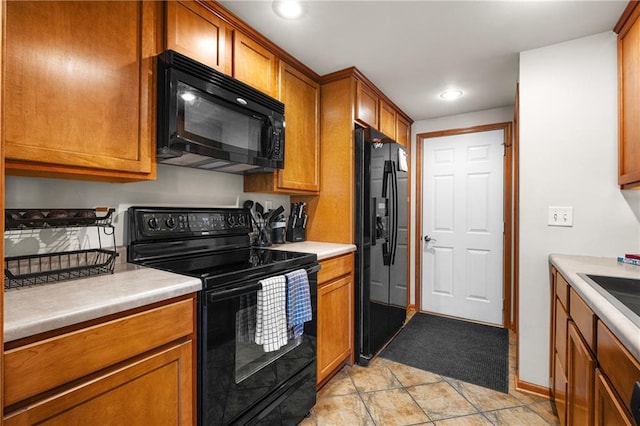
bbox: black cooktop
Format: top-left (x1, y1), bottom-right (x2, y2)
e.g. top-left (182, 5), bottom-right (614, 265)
top-left (140, 247), bottom-right (316, 289)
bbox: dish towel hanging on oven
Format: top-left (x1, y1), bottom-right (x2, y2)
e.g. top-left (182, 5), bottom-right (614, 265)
top-left (285, 269), bottom-right (312, 339)
top-left (236, 293), bottom-right (256, 343)
top-left (255, 275), bottom-right (288, 352)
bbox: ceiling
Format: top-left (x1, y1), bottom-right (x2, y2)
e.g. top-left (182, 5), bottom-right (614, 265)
top-left (219, 1), bottom-right (627, 122)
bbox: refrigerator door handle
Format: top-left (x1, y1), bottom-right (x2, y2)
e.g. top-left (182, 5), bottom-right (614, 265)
top-left (382, 160), bottom-right (393, 198)
top-left (391, 162), bottom-right (399, 264)
top-left (371, 197), bottom-right (377, 246)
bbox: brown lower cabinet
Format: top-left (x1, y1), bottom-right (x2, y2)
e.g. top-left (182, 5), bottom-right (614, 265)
top-left (567, 321), bottom-right (595, 425)
top-left (550, 267), bottom-right (640, 426)
top-left (595, 369), bottom-right (634, 426)
top-left (3, 296), bottom-right (195, 424)
top-left (317, 253), bottom-right (354, 386)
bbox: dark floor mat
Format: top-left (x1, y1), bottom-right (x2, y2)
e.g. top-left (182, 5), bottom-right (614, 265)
top-left (380, 313), bottom-right (509, 393)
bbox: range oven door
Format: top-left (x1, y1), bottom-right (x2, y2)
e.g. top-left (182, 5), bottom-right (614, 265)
top-left (198, 264), bottom-right (318, 426)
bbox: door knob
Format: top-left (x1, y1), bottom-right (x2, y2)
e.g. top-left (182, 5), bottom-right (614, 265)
top-left (424, 235), bottom-right (436, 242)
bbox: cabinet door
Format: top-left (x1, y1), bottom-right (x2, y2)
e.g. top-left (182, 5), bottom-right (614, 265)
top-left (317, 274), bottom-right (353, 385)
top-left (4, 1), bottom-right (158, 182)
top-left (243, 62), bottom-right (320, 194)
top-left (396, 114), bottom-right (411, 148)
top-left (554, 352), bottom-right (568, 426)
top-left (277, 62), bottom-right (320, 192)
top-left (4, 341), bottom-right (193, 425)
top-left (594, 369), bottom-right (633, 426)
top-left (379, 100), bottom-right (396, 139)
top-left (165, 0), bottom-right (231, 74)
top-left (356, 80), bottom-right (379, 129)
top-left (555, 298), bottom-right (569, 374)
top-left (233, 31), bottom-right (278, 98)
top-left (568, 321), bottom-right (595, 426)
top-left (619, 7), bottom-right (640, 187)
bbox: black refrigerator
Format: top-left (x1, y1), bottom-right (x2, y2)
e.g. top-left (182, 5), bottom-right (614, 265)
top-left (354, 125), bottom-right (408, 366)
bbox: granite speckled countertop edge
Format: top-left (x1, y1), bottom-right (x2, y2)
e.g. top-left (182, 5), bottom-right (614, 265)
top-left (549, 254), bottom-right (640, 360)
top-left (4, 241), bottom-right (356, 343)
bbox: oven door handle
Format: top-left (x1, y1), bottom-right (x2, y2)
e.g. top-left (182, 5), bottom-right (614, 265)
top-left (208, 263), bottom-right (320, 302)
top-left (306, 264), bottom-right (321, 274)
top-left (209, 282), bottom-right (262, 302)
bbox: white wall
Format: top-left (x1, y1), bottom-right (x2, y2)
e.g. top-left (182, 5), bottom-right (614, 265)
top-left (409, 107), bottom-right (514, 307)
top-left (519, 31), bottom-right (640, 386)
top-left (4, 164), bottom-right (289, 250)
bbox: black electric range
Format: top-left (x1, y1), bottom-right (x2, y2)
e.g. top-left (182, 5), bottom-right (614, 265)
top-left (127, 206), bottom-right (319, 426)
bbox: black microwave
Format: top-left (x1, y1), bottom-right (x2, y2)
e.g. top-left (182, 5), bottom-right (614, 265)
top-left (156, 50), bottom-right (284, 174)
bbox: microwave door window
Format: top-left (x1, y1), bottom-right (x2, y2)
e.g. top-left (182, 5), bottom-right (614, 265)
top-left (177, 82), bottom-right (262, 156)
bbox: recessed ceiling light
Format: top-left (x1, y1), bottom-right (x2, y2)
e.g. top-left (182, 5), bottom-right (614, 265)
top-left (440, 89), bottom-right (463, 100)
top-left (272, 1), bottom-right (304, 19)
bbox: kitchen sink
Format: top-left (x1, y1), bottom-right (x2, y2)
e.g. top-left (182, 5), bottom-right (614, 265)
top-left (579, 273), bottom-right (640, 327)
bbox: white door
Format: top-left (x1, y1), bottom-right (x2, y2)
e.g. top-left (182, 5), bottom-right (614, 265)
top-left (421, 129), bottom-right (504, 325)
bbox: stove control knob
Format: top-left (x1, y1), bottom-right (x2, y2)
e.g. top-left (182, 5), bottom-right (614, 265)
top-left (237, 215), bottom-right (246, 226)
top-left (148, 217), bottom-right (159, 230)
top-left (227, 215), bottom-right (236, 227)
top-left (165, 217), bottom-right (176, 229)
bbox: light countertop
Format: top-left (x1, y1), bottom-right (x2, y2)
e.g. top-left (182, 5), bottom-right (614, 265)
top-left (4, 262), bottom-right (201, 343)
top-left (4, 241), bottom-right (356, 343)
top-left (549, 254), bottom-right (640, 360)
top-left (271, 241), bottom-right (356, 260)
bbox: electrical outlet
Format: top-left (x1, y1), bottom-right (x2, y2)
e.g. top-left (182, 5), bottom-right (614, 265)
top-left (265, 200), bottom-right (273, 210)
top-left (548, 206), bottom-right (573, 227)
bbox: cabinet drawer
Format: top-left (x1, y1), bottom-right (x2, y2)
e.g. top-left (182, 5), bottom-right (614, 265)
top-left (597, 320), bottom-right (640, 411)
top-left (570, 287), bottom-right (595, 351)
top-left (319, 253), bottom-right (354, 284)
top-left (4, 298), bottom-right (195, 406)
top-left (556, 271), bottom-right (569, 310)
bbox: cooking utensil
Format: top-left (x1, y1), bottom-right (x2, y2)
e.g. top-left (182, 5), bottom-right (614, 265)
top-left (264, 205), bottom-right (285, 224)
top-left (243, 200), bottom-right (260, 228)
top-left (255, 202), bottom-right (264, 220)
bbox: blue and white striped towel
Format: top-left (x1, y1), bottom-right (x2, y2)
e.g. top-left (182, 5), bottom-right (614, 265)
top-left (255, 276), bottom-right (288, 352)
top-left (285, 269), bottom-right (312, 339)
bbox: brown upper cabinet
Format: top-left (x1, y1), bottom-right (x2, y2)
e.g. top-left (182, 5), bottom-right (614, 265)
top-left (356, 81), bottom-right (379, 130)
top-left (396, 114), bottom-right (411, 147)
top-left (3, 1), bottom-right (159, 182)
top-left (379, 99), bottom-right (397, 139)
top-left (355, 78), bottom-right (411, 147)
top-left (233, 32), bottom-right (279, 99)
top-left (165, 1), bottom-right (232, 74)
top-left (244, 61), bottom-right (320, 194)
top-left (616, 2), bottom-right (640, 188)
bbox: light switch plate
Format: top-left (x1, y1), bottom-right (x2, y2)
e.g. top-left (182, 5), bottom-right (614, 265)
top-left (548, 206), bottom-right (573, 227)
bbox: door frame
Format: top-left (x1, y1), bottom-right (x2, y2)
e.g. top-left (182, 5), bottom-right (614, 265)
top-left (415, 122), bottom-right (514, 329)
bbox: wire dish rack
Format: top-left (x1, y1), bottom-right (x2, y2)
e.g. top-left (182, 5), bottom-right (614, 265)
top-left (4, 208), bottom-right (118, 290)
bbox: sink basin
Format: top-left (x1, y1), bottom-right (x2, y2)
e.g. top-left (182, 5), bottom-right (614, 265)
top-left (579, 273), bottom-right (640, 327)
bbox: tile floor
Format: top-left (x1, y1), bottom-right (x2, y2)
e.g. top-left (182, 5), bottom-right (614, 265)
top-left (301, 332), bottom-right (559, 425)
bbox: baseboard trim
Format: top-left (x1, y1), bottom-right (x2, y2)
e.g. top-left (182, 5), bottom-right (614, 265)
top-left (515, 375), bottom-right (552, 399)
